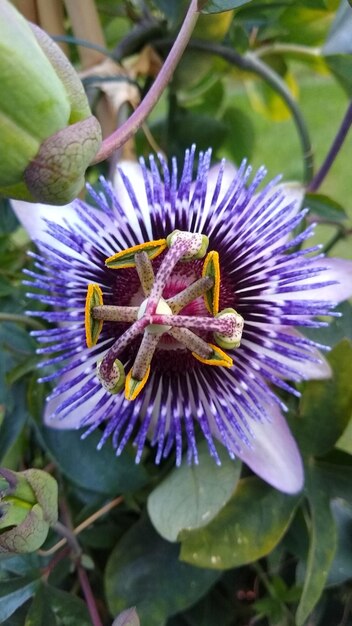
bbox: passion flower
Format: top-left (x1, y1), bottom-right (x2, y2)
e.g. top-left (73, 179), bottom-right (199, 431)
top-left (12, 147), bottom-right (352, 493)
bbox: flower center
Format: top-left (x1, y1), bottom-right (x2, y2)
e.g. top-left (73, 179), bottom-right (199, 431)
top-left (85, 231), bottom-right (244, 401)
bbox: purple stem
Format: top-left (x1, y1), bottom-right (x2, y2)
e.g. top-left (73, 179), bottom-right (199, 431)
top-left (77, 565), bottom-right (103, 626)
top-left (150, 314), bottom-right (234, 335)
top-left (100, 317), bottom-right (148, 379)
top-left (308, 100), bottom-right (352, 192)
top-left (91, 0), bottom-right (199, 164)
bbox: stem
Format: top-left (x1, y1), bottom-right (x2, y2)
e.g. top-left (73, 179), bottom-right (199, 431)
top-left (155, 38), bottom-right (314, 184)
top-left (77, 564), bottom-right (103, 626)
top-left (39, 496), bottom-right (123, 556)
top-left (308, 100), bottom-right (352, 192)
top-left (256, 42), bottom-right (321, 60)
top-left (0, 312), bottom-right (45, 330)
top-left (91, 0), bottom-right (200, 163)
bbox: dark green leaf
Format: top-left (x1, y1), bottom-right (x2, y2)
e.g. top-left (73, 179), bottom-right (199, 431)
top-left (294, 340), bottom-right (352, 455)
top-left (295, 465), bottom-right (337, 626)
top-left (25, 585), bottom-right (58, 626)
top-left (325, 54), bottom-right (352, 96)
top-left (304, 192), bottom-right (347, 223)
top-left (0, 381), bottom-right (27, 463)
top-left (200, 0), bottom-right (254, 14)
top-left (327, 499), bottom-right (352, 586)
top-left (180, 477), bottom-right (300, 569)
top-left (302, 301), bottom-right (352, 348)
top-left (39, 427), bottom-right (148, 495)
top-left (0, 576), bottom-right (40, 622)
top-left (148, 441), bottom-right (241, 542)
top-left (41, 587), bottom-right (92, 626)
top-left (105, 516), bottom-right (220, 626)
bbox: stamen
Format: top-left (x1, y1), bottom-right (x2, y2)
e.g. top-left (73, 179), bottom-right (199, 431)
top-left (97, 358), bottom-right (125, 393)
top-left (169, 327), bottom-right (212, 359)
top-left (167, 276), bottom-right (214, 314)
top-left (146, 231), bottom-right (209, 315)
top-left (85, 284), bottom-right (103, 348)
top-left (202, 250), bottom-right (220, 315)
top-left (132, 330), bottom-right (160, 380)
top-left (99, 318), bottom-right (148, 384)
top-left (105, 239), bottom-right (167, 269)
top-left (134, 251), bottom-right (155, 296)
top-left (149, 312), bottom-right (243, 338)
top-left (214, 308), bottom-right (244, 349)
top-left (192, 344), bottom-right (233, 368)
top-left (125, 366), bottom-right (151, 401)
top-left (92, 305), bottom-right (139, 322)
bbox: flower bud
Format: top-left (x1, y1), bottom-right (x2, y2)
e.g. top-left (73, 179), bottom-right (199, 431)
top-left (0, 468), bottom-right (58, 554)
top-left (0, 0), bottom-right (102, 205)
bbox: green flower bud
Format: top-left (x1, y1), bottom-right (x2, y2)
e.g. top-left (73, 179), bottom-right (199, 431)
top-left (0, 0), bottom-right (102, 205)
top-left (0, 468), bottom-right (58, 554)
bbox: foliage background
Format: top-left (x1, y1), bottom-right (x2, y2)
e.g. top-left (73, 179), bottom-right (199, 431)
top-left (1, 0), bottom-right (352, 624)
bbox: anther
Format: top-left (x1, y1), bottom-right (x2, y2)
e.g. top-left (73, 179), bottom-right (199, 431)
top-left (213, 308), bottom-right (244, 349)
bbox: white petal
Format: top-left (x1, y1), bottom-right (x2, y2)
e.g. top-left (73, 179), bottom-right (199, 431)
top-left (234, 401), bottom-right (304, 494)
top-left (112, 159), bottom-right (153, 240)
top-left (263, 257), bottom-right (352, 303)
top-left (11, 199), bottom-right (77, 247)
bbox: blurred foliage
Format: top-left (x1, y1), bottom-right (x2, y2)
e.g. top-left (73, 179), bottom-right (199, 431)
top-left (1, 0), bottom-right (352, 624)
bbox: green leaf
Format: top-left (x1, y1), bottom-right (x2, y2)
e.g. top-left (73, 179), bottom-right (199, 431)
top-left (295, 464), bottom-right (337, 626)
top-left (325, 54), bottom-right (352, 96)
top-left (304, 192), bottom-right (347, 223)
top-left (327, 499), bottom-right (352, 587)
top-left (323, 2), bottom-right (352, 55)
top-left (302, 301), bottom-right (352, 348)
top-left (0, 575), bottom-right (40, 622)
top-left (41, 587), bottom-right (92, 626)
top-left (25, 585), bottom-right (57, 626)
top-left (39, 426), bottom-right (148, 495)
top-left (295, 340), bottom-right (352, 456)
top-left (179, 477), bottom-right (300, 569)
top-left (200, 0), bottom-right (253, 14)
top-left (148, 441), bottom-right (241, 542)
top-left (105, 516), bottom-right (220, 626)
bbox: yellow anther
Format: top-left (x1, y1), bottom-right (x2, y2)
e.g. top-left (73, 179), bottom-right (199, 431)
top-left (105, 239), bottom-right (167, 269)
top-left (124, 365), bottom-right (151, 401)
top-left (192, 343), bottom-right (233, 368)
top-left (202, 251), bottom-right (220, 315)
top-left (85, 284), bottom-right (103, 348)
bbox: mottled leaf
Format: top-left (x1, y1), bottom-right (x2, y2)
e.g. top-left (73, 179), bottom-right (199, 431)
top-left (180, 477), bottom-right (300, 569)
top-left (105, 517), bottom-right (220, 626)
top-left (148, 442), bottom-right (241, 541)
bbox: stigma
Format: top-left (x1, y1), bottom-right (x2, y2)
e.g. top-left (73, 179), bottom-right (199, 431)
top-left (85, 231), bottom-right (244, 401)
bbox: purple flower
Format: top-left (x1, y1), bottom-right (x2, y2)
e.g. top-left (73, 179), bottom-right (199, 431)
top-left (12, 147), bottom-right (352, 494)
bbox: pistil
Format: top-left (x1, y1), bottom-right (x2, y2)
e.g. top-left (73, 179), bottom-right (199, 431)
top-left (167, 276), bottom-right (214, 313)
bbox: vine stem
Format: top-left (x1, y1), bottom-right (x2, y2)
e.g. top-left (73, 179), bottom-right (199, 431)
top-left (91, 0), bottom-right (200, 164)
top-left (308, 99), bottom-right (352, 192)
top-left (155, 38), bottom-right (314, 184)
top-left (77, 564), bottom-right (103, 626)
top-left (38, 496), bottom-right (124, 556)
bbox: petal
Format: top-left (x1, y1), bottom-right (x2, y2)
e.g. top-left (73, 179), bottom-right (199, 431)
top-left (204, 162), bottom-right (238, 209)
top-left (112, 159), bottom-right (152, 239)
top-left (233, 400), bottom-right (304, 494)
top-left (266, 257), bottom-right (352, 303)
top-left (11, 199), bottom-right (77, 246)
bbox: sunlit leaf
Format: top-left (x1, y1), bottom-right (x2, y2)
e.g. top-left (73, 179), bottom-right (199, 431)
top-left (200, 0), bottom-right (253, 14)
top-left (148, 441), bottom-right (241, 542)
top-left (180, 477), bottom-right (300, 569)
